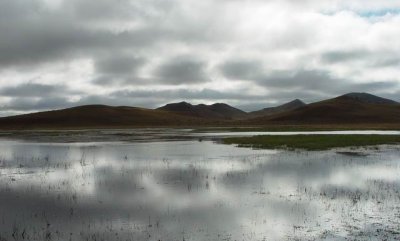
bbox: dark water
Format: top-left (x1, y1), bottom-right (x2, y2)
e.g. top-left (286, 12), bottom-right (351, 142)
top-left (0, 132), bottom-right (399, 240)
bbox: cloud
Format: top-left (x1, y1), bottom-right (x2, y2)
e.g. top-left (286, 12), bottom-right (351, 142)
top-left (256, 70), bottom-right (400, 99)
top-left (154, 57), bottom-right (209, 84)
top-left (321, 49), bottom-right (400, 68)
top-left (0, 0), bottom-right (179, 69)
top-left (1, 0), bottom-right (400, 115)
top-left (95, 55), bottom-right (145, 76)
top-left (321, 49), bottom-right (369, 63)
top-left (219, 60), bottom-right (336, 91)
top-left (112, 88), bottom-right (263, 102)
top-left (92, 55), bottom-right (147, 85)
top-left (219, 60), bottom-right (400, 102)
top-left (219, 60), bottom-right (263, 80)
top-left (0, 83), bottom-right (62, 97)
top-left (1, 97), bottom-right (71, 112)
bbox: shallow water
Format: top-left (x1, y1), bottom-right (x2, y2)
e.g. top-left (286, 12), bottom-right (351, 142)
top-left (194, 130), bottom-right (400, 137)
top-left (1, 129), bottom-right (400, 143)
top-left (0, 131), bottom-right (400, 241)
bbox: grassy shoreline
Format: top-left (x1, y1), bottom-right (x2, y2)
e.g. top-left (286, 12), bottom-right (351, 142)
top-left (223, 134), bottom-right (400, 150)
top-left (194, 124), bottom-right (400, 132)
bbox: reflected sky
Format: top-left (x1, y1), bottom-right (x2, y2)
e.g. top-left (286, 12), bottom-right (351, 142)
top-left (0, 136), bottom-right (399, 240)
top-left (1, 128), bottom-right (400, 143)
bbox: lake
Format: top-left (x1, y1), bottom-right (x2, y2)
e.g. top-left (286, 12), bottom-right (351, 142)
top-left (0, 129), bottom-right (399, 240)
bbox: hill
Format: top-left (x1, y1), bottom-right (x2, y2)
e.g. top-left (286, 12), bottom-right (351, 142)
top-left (249, 99), bottom-right (306, 117)
top-left (248, 92), bottom-right (400, 124)
top-left (340, 92), bottom-right (398, 104)
top-left (1, 93), bottom-right (399, 130)
top-left (0, 105), bottom-right (215, 129)
top-left (157, 102), bottom-right (247, 120)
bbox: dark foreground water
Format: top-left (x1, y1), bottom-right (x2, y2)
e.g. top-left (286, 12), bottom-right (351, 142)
top-left (0, 130), bottom-right (399, 241)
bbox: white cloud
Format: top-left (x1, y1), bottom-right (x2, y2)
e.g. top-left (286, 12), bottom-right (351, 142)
top-left (0, 0), bottom-right (400, 115)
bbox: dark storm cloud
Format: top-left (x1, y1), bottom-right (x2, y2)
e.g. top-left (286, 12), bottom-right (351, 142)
top-left (63, 0), bottom-right (144, 21)
top-left (258, 70), bottom-right (399, 94)
top-left (93, 55), bottom-right (147, 85)
top-left (0, 0), bottom-right (226, 70)
top-left (0, 0), bottom-right (91, 67)
top-left (154, 57), bottom-right (209, 84)
top-left (257, 70), bottom-right (344, 90)
top-left (0, 83), bottom-right (60, 97)
top-left (372, 57), bottom-right (400, 67)
top-left (92, 76), bottom-right (154, 86)
top-left (95, 55), bottom-right (146, 76)
top-left (94, 56), bottom-right (210, 86)
top-left (111, 88), bottom-right (262, 101)
top-left (219, 60), bottom-right (263, 80)
top-left (321, 49), bottom-right (400, 68)
top-left (219, 60), bottom-right (338, 90)
top-left (0, 83), bottom-right (79, 98)
top-left (354, 81), bottom-right (399, 92)
top-left (0, 0), bottom-right (184, 69)
top-left (321, 49), bottom-right (369, 63)
top-left (0, 19), bottom-right (164, 69)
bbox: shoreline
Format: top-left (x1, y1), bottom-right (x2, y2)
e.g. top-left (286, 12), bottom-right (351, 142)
top-left (223, 134), bottom-right (400, 151)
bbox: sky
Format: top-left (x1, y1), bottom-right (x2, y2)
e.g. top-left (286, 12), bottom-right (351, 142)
top-left (0, 0), bottom-right (400, 116)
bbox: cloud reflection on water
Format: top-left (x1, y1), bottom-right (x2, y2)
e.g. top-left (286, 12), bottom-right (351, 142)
top-left (0, 140), bottom-right (399, 240)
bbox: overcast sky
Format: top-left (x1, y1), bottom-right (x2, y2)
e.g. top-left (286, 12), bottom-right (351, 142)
top-left (0, 0), bottom-right (400, 116)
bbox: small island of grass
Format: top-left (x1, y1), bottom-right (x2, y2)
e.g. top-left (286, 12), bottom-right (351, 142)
top-left (223, 134), bottom-right (400, 150)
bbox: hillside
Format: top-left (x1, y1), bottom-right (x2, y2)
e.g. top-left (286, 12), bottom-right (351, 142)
top-left (157, 102), bottom-right (247, 120)
top-left (340, 92), bottom-right (397, 104)
top-left (249, 93), bottom-right (400, 124)
top-left (249, 99), bottom-right (306, 117)
top-left (0, 105), bottom-right (215, 129)
top-left (0, 93), bottom-right (399, 130)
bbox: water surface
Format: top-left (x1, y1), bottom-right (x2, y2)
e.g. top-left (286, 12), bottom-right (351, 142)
top-left (0, 130), bottom-right (399, 240)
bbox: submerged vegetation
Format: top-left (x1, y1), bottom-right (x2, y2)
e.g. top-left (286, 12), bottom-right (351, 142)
top-left (223, 134), bottom-right (400, 150)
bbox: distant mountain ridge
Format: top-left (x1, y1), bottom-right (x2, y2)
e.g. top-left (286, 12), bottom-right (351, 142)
top-left (0, 105), bottom-right (212, 129)
top-left (337, 92), bottom-right (398, 105)
top-left (157, 101), bottom-right (247, 120)
top-left (250, 92), bottom-right (400, 124)
top-left (0, 92), bottom-right (399, 129)
top-left (249, 99), bottom-right (306, 117)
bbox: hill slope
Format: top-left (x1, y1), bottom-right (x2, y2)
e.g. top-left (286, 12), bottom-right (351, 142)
top-left (0, 105), bottom-right (214, 129)
top-left (340, 92), bottom-right (398, 104)
top-left (250, 93), bottom-right (400, 124)
top-left (249, 99), bottom-right (306, 117)
top-left (1, 93), bottom-right (399, 129)
top-left (157, 102), bottom-right (247, 120)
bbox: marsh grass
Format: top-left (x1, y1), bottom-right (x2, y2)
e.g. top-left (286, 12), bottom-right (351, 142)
top-left (223, 134), bottom-right (400, 150)
top-left (193, 124), bottom-right (400, 132)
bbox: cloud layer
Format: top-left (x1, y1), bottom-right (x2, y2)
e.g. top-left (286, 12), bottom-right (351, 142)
top-left (0, 0), bottom-right (400, 115)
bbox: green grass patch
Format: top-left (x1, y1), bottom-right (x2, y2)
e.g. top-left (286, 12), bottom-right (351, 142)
top-left (194, 125), bottom-right (400, 133)
top-left (223, 134), bottom-right (400, 150)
